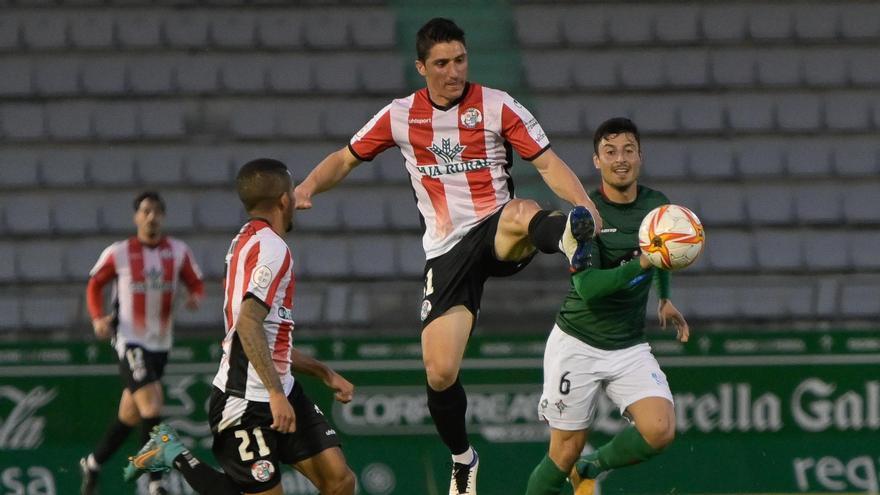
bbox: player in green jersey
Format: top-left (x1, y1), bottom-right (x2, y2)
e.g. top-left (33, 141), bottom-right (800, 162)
top-left (525, 118), bottom-right (690, 495)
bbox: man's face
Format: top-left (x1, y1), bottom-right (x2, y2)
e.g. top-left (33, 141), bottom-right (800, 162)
top-left (593, 132), bottom-right (642, 191)
top-left (416, 41), bottom-right (468, 106)
top-left (133, 199), bottom-right (164, 239)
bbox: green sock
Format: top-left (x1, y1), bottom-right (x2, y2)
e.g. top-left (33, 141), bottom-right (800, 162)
top-left (525, 455), bottom-right (569, 495)
top-left (579, 426), bottom-right (661, 478)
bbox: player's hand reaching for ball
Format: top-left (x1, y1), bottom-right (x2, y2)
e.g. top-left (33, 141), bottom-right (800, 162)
top-left (92, 315), bottom-right (114, 340)
top-left (326, 372), bottom-right (355, 404)
top-left (658, 299), bottom-right (689, 342)
top-left (269, 390), bottom-right (296, 433)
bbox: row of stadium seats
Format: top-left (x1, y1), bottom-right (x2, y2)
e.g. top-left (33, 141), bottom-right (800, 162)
top-left (0, 8), bottom-right (395, 51)
top-left (0, 53), bottom-right (407, 96)
top-left (513, 2), bottom-right (880, 47)
top-left (523, 47), bottom-right (880, 90)
top-left (4, 274), bottom-right (878, 330)
top-left (531, 92), bottom-right (880, 136)
top-left (1, 228), bottom-right (877, 286)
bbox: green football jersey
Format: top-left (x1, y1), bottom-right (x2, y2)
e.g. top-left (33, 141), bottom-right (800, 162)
top-left (555, 185), bottom-right (670, 350)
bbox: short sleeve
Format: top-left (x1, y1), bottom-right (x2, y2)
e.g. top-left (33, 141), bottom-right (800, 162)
top-left (244, 238), bottom-right (292, 308)
top-left (500, 93), bottom-right (551, 161)
top-left (89, 244), bottom-right (117, 277)
top-left (349, 103), bottom-right (395, 162)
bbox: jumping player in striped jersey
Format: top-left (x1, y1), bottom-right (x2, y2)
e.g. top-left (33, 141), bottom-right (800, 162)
top-left (80, 191), bottom-right (204, 495)
top-left (295, 17), bottom-right (602, 495)
top-left (124, 159), bottom-right (356, 495)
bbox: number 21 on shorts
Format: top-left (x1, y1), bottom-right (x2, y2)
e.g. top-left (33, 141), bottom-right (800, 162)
top-left (234, 428), bottom-right (271, 461)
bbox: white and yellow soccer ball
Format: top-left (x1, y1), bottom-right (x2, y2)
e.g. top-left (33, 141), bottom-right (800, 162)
top-left (638, 204), bottom-right (705, 270)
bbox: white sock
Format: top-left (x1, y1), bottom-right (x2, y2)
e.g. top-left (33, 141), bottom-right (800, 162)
top-left (148, 480), bottom-right (164, 494)
top-left (452, 447), bottom-right (475, 466)
top-left (86, 454), bottom-right (101, 471)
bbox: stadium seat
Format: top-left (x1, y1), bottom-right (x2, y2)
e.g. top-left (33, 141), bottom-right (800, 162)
top-left (348, 236), bottom-right (396, 277)
top-left (303, 12), bottom-right (349, 49)
top-left (607, 5), bottom-right (655, 43)
top-left (678, 96), bottom-right (724, 132)
top-left (89, 149), bottom-right (136, 185)
top-left (0, 151), bottom-right (40, 186)
top-left (33, 57), bottom-right (80, 96)
top-left (0, 59), bottom-right (31, 96)
top-left (209, 13), bottom-right (257, 48)
top-left (350, 10), bottom-right (395, 48)
top-left (0, 295), bottom-right (21, 330)
top-left (17, 241), bottom-right (65, 282)
top-left (840, 4), bottom-right (880, 40)
top-left (825, 92), bottom-right (872, 131)
top-left (116, 12), bottom-right (162, 48)
top-left (301, 237), bottom-right (349, 277)
top-left (21, 294), bottom-right (80, 329)
top-left (664, 50), bottom-right (709, 88)
top-left (176, 294), bottom-right (223, 327)
top-left (850, 232), bottom-right (880, 270)
top-left (322, 100), bottom-right (380, 138)
top-left (41, 150), bottom-right (89, 186)
top-left (794, 184), bottom-right (843, 224)
top-left (360, 54), bottom-right (406, 94)
top-left (184, 149), bottom-right (233, 185)
top-left (748, 5), bottom-right (793, 40)
top-left (0, 104), bottom-right (46, 140)
top-left (744, 185), bottom-right (795, 225)
top-left (534, 97), bottom-right (582, 136)
top-left (139, 102), bottom-right (187, 138)
top-left (522, 53), bottom-right (574, 91)
top-left (694, 185), bottom-right (743, 226)
top-left (804, 230), bottom-right (853, 270)
top-left (582, 98), bottom-right (635, 135)
top-left (221, 56), bottom-right (268, 93)
top-left (64, 239), bottom-right (110, 279)
top-left (0, 243), bottom-right (16, 282)
top-left (514, 7), bottom-right (563, 47)
top-left (295, 190), bottom-right (341, 230)
top-left (175, 56), bottom-right (221, 93)
top-left (571, 53), bottom-right (619, 90)
top-left (314, 55), bottom-right (361, 93)
top-left (165, 12), bottom-right (210, 48)
top-left (276, 101), bottom-right (324, 138)
top-left (802, 50), bottom-right (848, 87)
top-left (292, 291), bottom-right (323, 326)
top-left (257, 12), bottom-right (304, 48)
top-left (129, 57), bottom-right (176, 95)
top-left (687, 286), bottom-right (739, 319)
top-left (839, 283), bottom-right (880, 317)
top-left (849, 49), bottom-right (880, 85)
top-left (374, 153), bottom-right (409, 183)
top-left (135, 149), bottom-right (185, 184)
top-left (53, 194), bottom-right (101, 234)
top-left (785, 139), bottom-right (834, 177)
top-left (688, 140), bottom-right (736, 178)
top-left (341, 191), bottom-right (385, 230)
top-left (0, 15), bottom-right (18, 50)
top-left (630, 98), bottom-right (678, 134)
top-left (46, 102), bottom-right (93, 140)
top-left (843, 184), bottom-right (880, 224)
top-left (793, 5), bottom-right (840, 40)
top-left (100, 192), bottom-right (138, 232)
top-left (642, 141), bottom-right (688, 180)
top-left (229, 101), bottom-right (277, 138)
top-left (93, 103), bottom-right (138, 140)
top-left (69, 12), bottom-right (115, 48)
top-left (705, 231), bottom-right (754, 271)
top-left (322, 284), bottom-right (350, 324)
top-left (776, 94), bottom-right (822, 132)
top-left (753, 230), bottom-right (804, 270)
top-left (81, 58), bottom-right (128, 95)
top-left (740, 285), bottom-right (814, 319)
top-left (756, 49), bottom-right (801, 87)
top-left (6, 195), bottom-right (52, 234)
top-left (834, 139), bottom-right (879, 177)
top-left (266, 56), bottom-right (313, 93)
top-left (711, 49), bottom-right (757, 87)
top-left (196, 191), bottom-right (246, 230)
top-left (386, 189), bottom-right (420, 230)
top-left (21, 15), bottom-right (67, 49)
top-left (398, 235), bottom-right (424, 277)
top-left (701, 5), bottom-right (749, 42)
top-left (560, 6), bottom-right (606, 45)
top-left (655, 6), bottom-right (700, 42)
top-left (735, 138), bottom-right (786, 176)
top-left (619, 52), bottom-right (665, 89)
top-left (160, 191), bottom-right (196, 231)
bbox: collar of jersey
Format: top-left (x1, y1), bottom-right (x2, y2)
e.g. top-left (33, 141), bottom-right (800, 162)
top-left (425, 82), bottom-right (471, 111)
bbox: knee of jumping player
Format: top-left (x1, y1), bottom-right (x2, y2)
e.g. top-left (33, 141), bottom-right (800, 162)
top-left (318, 466), bottom-right (356, 495)
top-left (499, 198), bottom-right (541, 235)
top-left (637, 416), bottom-right (675, 451)
top-left (425, 364), bottom-right (459, 391)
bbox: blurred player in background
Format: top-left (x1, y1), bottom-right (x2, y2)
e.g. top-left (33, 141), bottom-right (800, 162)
top-left (80, 191), bottom-right (204, 495)
top-left (525, 118), bottom-right (689, 495)
top-left (295, 17), bottom-right (601, 495)
top-left (124, 159), bottom-right (356, 495)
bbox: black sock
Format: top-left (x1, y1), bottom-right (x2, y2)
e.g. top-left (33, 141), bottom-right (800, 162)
top-left (528, 210), bottom-right (566, 254)
top-left (173, 451), bottom-right (240, 495)
top-left (93, 419), bottom-right (135, 465)
top-left (427, 377), bottom-right (470, 455)
top-left (141, 416), bottom-right (163, 482)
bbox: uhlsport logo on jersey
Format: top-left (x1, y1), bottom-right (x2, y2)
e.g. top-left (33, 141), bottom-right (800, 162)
top-left (421, 138), bottom-right (491, 178)
top-left (460, 107), bottom-right (482, 128)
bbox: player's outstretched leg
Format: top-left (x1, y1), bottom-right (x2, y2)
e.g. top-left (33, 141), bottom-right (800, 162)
top-left (124, 424), bottom-right (185, 482)
top-left (559, 206), bottom-right (596, 272)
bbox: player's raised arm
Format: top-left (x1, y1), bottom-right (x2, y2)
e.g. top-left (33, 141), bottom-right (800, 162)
top-left (294, 146), bottom-right (362, 210)
top-left (531, 149), bottom-right (603, 234)
top-left (236, 296), bottom-right (296, 433)
top-left (289, 348), bottom-right (355, 404)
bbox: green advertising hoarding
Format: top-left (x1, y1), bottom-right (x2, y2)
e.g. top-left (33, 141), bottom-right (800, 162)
top-left (0, 330), bottom-right (878, 494)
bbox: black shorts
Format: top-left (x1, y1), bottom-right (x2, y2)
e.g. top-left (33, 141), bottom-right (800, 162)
top-left (208, 382), bottom-right (341, 493)
top-left (118, 344), bottom-right (168, 392)
top-left (420, 206), bottom-right (536, 329)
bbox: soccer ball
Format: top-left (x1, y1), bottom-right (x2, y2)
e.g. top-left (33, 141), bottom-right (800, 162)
top-left (638, 204), bottom-right (705, 270)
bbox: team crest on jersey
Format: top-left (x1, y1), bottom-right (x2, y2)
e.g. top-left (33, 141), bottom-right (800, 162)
top-left (252, 265), bottom-right (273, 289)
top-left (251, 460), bottom-right (275, 482)
top-left (460, 107), bottom-right (482, 128)
top-left (420, 299), bottom-right (432, 321)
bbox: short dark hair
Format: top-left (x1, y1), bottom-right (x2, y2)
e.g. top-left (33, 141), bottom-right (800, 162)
top-left (593, 117), bottom-right (641, 154)
top-left (133, 191), bottom-right (165, 212)
top-left (236, 158), bottom-right (292, 212)
top-left (416, 18), bottom-right (466, 61)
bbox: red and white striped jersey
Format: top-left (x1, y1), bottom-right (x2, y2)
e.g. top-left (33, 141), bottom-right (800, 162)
top-left (87, 237), bottom-right (204, 355)
top-left (213, 219), bottom-right (296, 402)
top-left (349, 82), bottom-right (551, 259)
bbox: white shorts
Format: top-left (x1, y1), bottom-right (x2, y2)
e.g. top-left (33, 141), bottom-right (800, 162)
top-left (538, 325), bottom-right (673, 431)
